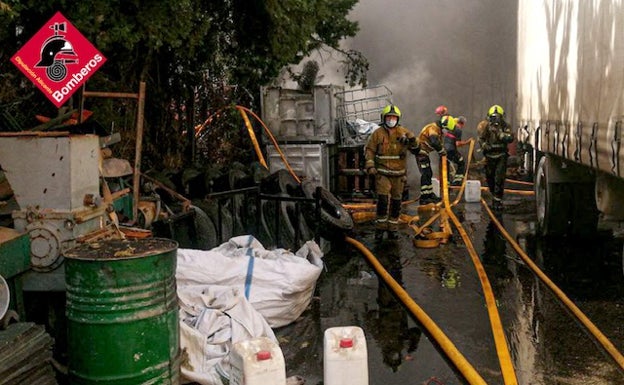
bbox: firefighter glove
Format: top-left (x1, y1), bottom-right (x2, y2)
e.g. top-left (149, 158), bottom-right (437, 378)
top-left (367, 167), bottom-right (378, 175)
top-left (499, 132), bottom-right (514, 143)
top-left (397, 135), bottom-right (414, 145)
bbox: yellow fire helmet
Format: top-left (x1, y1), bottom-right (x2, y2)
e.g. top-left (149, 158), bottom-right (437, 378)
top-left (381, 104), bottom-right (402, 123)
top-left (440, 115), bottom-right (456, 130)
top-left (488, 104), bottom-right (504, 117)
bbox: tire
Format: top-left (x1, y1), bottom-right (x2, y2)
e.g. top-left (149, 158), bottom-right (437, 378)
top-left (261, 198), bottom-right (295, 249)
top-left (285, 201), bottom-right (314, 247)
top-left (192, 199), bottom-right (233, 244)
top-left (535, 156), bottom-right (598, 237)
top-left (189, 204), bottom-right (218, 250)
top-left (301, 181), bottom-right (354, 233)
top-left (260, 169), bottom-right (302, 196)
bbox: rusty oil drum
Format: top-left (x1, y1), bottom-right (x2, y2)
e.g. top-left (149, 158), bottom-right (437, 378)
top-left (64, 238), bottom-right (180, 384)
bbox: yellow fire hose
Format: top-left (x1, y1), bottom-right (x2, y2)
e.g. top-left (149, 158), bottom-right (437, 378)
top-left (235, 105), bottom-right (302, 184)
top-left (194, 105), bottom-right (302, 184)
top-left (449, 185), bottom-right (535, 196)
top-left (237, 107), bottom-right (268, 170)
top-left (345, 236), bottom-right (489, 385)
top-left (505, 178), bottom-right (534, 186)
top-left (411, 139), bottom-right (476, 248)
top-left (481, 199), bottom-right (624, 371)
top-left (441, 158), bottom-right (519, 385)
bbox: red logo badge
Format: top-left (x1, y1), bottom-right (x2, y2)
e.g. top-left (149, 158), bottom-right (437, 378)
top-left (11, 12), bottom-right (107, 108)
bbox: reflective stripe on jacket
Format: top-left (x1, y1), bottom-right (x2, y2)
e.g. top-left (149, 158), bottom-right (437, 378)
top-left (365, 125), bottom-right (417, 176)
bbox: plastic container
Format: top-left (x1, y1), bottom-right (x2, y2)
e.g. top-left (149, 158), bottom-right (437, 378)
top-left (230, 337), bottom-right (286, 385)
top-left (464, 180), bottom-right (482, 202)
top-left (324, 326), bottom-right (368, 385)
top-left (432, 177), bottom-right (440, 197)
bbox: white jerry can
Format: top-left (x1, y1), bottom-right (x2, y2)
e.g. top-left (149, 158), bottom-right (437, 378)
top-left (230, 337), bottom-right (286, 385)
top-left (432, 177), bottom-right (440, 197)
top-left (323, 326), bottom-right (368, 385)
top-left (464, 180), bottom-right (482, 203)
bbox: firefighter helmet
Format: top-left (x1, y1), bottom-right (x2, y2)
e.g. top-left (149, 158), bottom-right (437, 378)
top-left (440, 115), bottom-right (456, 130)
top-left (435, 105), bottom-right (448, 116)
top-left (487, 104), bottom-right (504, 117)
top-left (381, 104), bottom-right (401, 127)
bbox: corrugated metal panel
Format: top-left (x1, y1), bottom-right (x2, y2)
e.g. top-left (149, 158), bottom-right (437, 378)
top-left (260, 85), bottom-right (344, 143)
top-left (266, 143), bottom-right (331, 189)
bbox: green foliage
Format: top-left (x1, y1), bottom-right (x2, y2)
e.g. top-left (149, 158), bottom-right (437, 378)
top-left (0, 0), bottom-right (367, 170)
top-left (292, 60), bottom-right (320, 92)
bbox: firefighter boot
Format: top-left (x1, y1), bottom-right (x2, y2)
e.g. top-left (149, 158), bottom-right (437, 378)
top-left (420, 193), bottom-right (441, 205)
top-left (492, 197), bottom-right (503, 211)
top-left (387, 198), bottom-right (402, 239)
top-left (375, 195), bottom-right (389, 241)
top-left (451, 174), bottom-right (464, 186)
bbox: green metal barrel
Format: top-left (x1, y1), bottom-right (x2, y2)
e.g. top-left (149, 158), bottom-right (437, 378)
top-left (64, 238), bottom-right (180, 384)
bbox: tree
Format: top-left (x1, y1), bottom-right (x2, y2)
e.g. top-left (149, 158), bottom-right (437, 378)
top-left (0, 0), bottom-right (367, 170)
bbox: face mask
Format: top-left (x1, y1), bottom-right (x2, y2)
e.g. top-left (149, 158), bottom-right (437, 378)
top-left (385, 116), bottom-right (398, 128)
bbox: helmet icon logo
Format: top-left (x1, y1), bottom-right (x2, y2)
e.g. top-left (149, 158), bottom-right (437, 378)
top-left (35, 22), bottom-right (78, 82)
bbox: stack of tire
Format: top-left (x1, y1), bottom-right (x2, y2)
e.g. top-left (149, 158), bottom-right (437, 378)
top-left (190, 166), bottom-right (257, 250)
top-left (190, 168), bottom-right (354, 251)
top-left (257, 169), bottom-right (354, 249)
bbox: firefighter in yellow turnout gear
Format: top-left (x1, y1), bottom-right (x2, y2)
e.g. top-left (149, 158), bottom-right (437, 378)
top-left (477, 105), bottom-right (514, 210)
top-left (365, 104), bottom-right (418, 240)
top-left (416, 116), bottom-right (452, 204)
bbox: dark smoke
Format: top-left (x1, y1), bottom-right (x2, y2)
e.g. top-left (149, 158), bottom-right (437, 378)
top-left (282, 0), bottom-right (518, 190)
top-left (348, 0), bottom-right (517, 133)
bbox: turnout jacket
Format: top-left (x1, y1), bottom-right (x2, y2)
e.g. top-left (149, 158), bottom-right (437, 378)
top-left (476, 119), bottom-right (513, 158)
top-left (417, 122), bottom-right (444, 154)
top-left (365, 125), bottom-right (417, 176)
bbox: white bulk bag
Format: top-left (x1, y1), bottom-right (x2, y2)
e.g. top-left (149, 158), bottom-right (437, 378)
top-left (176, 235), bottom-right (324, 328)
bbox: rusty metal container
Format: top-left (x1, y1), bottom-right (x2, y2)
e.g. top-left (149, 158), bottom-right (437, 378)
top-left (64, 238), bottom-right (180, 384)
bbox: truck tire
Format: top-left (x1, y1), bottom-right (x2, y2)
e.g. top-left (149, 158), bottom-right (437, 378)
top-left (189, 204), bottom-right (218, 250)
top-left (535, 156), bottom-right (598, 237)
top-left (301, 180), bottom-right (354, 234)
top-left (260, 169), bottom-right (302, 196)
top-left (262, 198), bottom-right (295, 249)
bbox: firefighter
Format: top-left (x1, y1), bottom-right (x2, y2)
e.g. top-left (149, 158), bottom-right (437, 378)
top-left (444, 115), bottom-right (467, 186)
top-left (416, 115), bottom-right (451, 204)
top-left (365, 104), bottom-right (418, 240)
top-left (435, 105), bottom-right (448, 118)
top-left (477, 105), bottom-right (514, 210)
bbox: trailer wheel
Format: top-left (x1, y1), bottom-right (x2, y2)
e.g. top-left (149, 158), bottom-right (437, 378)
top-left (535, 156), bottom-right (598, 237)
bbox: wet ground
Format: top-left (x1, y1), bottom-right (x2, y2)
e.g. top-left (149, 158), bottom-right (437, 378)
top-left (275, 190), bottom-right (624, 385)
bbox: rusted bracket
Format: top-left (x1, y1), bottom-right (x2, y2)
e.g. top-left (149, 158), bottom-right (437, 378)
top-left (544, 121), bottom-right (551, 153)
top-left (574, 121), bottom-right (582, 162)
top-left (589, 122), bottom-right (598, 168)
top-left (611, 120), bottom-right (622, 176)
top-left (561, 121), bottom-right (569, 158)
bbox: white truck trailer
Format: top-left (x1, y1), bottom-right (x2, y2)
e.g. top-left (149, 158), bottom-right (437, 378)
top-left (516, 0), bottom-right (624, 237)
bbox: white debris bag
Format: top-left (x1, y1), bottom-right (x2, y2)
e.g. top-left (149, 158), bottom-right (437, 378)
top-left (178, 285), bottom-right (277, 385)
top-left (176, 235), bottom-right (324, 328)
